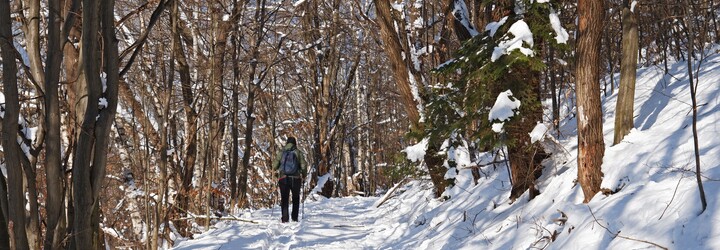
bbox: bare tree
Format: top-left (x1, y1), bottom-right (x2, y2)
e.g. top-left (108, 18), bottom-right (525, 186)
top-left (682, 0), bottom-right (707, 213)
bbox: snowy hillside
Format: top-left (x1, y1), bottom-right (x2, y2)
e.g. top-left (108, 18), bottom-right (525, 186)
top-left (172, 50), bottom-right (720, 249)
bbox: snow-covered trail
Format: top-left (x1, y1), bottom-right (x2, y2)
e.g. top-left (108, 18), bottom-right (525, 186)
top-left (172, 197), bottom-right (381, 250)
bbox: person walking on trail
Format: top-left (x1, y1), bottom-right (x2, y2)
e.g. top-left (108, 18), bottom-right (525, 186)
top-left (273, 136), bottom-right (306, 223)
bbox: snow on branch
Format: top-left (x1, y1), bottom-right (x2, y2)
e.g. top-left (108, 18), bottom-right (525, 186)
top-left (451, 0), bottom-right (479, 38)
top-left (489, 90), bottom-right (521, 133)
top-left (491, 20), bottom-right (534, 62)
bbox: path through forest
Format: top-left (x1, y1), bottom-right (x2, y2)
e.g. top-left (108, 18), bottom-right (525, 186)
top-left (172, 197), bottom-right (383, 249)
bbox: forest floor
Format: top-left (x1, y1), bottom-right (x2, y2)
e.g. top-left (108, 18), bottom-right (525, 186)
top-left (173, 47), bottom-right (720, 250)
top-left (171, 196), bottom-right (387, 249)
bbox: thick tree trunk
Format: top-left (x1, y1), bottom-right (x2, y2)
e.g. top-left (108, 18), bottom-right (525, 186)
top-left (44, 2), bottom-right (65, 246)
top-left (44, 1), bottom-right (77, 248)
top-left (613, 0), bottom-right (639, 145)
top-left (172, 0), bottom-right (198, 235)
top-left (373, 0), bottom-right (422, 125)
top-left (576, 0), bottom-right (606, 203)
top-left (374, 0), bottom-right (452, 198)
top-left (0, 0), bottom-right (30, 248)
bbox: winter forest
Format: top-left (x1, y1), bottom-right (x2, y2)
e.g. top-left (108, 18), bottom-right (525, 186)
top-left (0, 0), bottom-right (719, 249)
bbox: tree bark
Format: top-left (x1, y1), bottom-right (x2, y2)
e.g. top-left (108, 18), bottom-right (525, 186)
top-left (576, 0), bottom-right (606, 203)
top-left (230, 0), bottom-right (241, 209)
top-left (0, 0), bottom-right (30, 248)
top-left (0, 174), bottom-right (9, 250)
top-left (44, 1), bottom-right (78, 249)
top-left (374, 0), bottom-right (452, 198)
top-left (240, 0), bottom-right (268, 207)
top-left (172, 0), bottom-right (198, 236)
top-left (613, 0), bottom-right (639, 145)
top-left (205, 1), bottom-right (230, 225)
top-left (683, 0), bottom-right (707, 213)
top-left (373, 0), bottom-right (422, 126)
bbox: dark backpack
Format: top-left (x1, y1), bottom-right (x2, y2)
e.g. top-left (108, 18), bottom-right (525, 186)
top-left (280, 149), bottom-right (300, 176)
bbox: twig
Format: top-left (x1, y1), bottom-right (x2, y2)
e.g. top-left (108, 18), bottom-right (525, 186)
top-left (587, 205), bottom-right (668, 250)
top-left (659, 175), bottom-right (685, 220)
top-left (459, 160), bottom-right (509, 170)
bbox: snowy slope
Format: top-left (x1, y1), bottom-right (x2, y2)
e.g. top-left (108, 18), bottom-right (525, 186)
top-left (172, 50), bottom-right (720, 250)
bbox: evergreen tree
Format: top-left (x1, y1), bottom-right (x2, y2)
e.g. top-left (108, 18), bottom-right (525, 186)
top-left (429, 0), bottom-right (569, 200)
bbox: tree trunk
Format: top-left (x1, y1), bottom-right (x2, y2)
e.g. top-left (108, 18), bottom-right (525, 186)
top-left (575, 0), bottom-right (606, 203)
top-left (205, 1), bottom-right (230, 224)
top-left (0, 0), bottom-right (30, 248)
top-left (240, 0), bottom-right (267, 207)
top-left (613, 0), bottom-right (639, 145)
top-left (44, 0), bottom-right (77, 248)
top-left (683, 0), bottom-right (707, 213)
top-left (373, 0), bottom-right (422, 126)
top-left (230, 19), bottom-right (240, 210)
top-left (152, 35), bottom-right (173, 250)
top-left (0, 174), bottom-right (9, 250)
top-left (374, 0), bottom-right (450, 198)
top-left (172, 0), bottom-right (198, 236)
top-left (549, 44), bottom-right (560, 131)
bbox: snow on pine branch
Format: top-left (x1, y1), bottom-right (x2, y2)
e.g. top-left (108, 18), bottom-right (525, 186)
top-left (489, 90), bottom-right (521, 133)
top-left (549, 8), bottom-right (569, 44)
top-left (404, 138), bottom-right (429, 163)
top-left (485, 16), bottom-right (508, 37)
top-left (491, 20), bottom-right (534, 62)
top-left (452, 0), bottom-right (479, 38)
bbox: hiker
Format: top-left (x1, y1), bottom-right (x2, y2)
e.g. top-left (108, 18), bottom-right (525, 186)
top-left (273, 136), bottom-right (306, 223)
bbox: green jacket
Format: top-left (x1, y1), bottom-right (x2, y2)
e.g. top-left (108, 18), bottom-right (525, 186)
top-left (272, 143), bottom-right (306, 179)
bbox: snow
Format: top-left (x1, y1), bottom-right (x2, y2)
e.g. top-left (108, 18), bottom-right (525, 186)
top-left (408, 74), bottom-right (425, 123)
top-left (98, 98), bottom-right (109, 109)
top-left (173, 51), bottom-right (720, 250)
top-left (452, 0), bottom-right (479, 38)
top-left (435, 58), bottom-right (456, 70)
top-left (391, 3), bottom-right (404, 12)
top-left (485, 16), bottom-right (508, 37)
top-left (491, 20), bottom-right (534, 62)
top-left (529, 122), bottom-right (550, 143)
top-left (293, 0), bottom-right (307, 7)
top-left (549, 8), bottom-right (569, 44)
top-left (101, 72), bottom-right (108, 93)
top-left (14, 41), bottom-right (30, 67)
top-left (488, 90), bottom-right (521, 133)
top-left (403, 138), bottom-right (429, 163)
top-left (0, 91), bottom-right (5, 118)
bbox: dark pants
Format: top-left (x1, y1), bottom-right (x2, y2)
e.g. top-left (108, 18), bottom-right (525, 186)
top-left (279, 177), bottom-right (301, 222)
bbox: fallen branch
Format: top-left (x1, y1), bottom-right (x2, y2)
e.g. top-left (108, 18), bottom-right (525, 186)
top-left (375, 177), bottom-right (410, 208)
top-left (173, 215), bottom-right (259, 224)
top-left (587, 205), bottom-right (667, 250)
